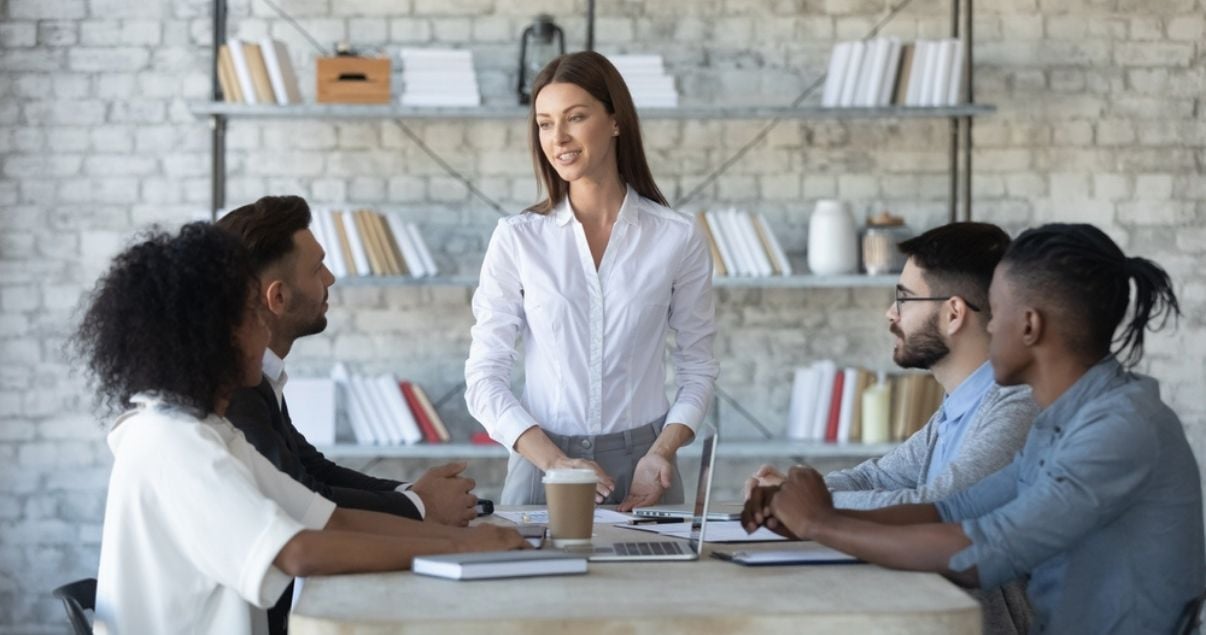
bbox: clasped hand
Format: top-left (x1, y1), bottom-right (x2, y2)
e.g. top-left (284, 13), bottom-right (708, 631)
top-left (740, 465), bottom-right (836, 540)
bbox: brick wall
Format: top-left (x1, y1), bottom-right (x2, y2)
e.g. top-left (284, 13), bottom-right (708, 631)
top-left (1, 0), bottom-right (1203, 630)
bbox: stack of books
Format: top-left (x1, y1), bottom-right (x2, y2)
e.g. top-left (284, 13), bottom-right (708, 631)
top-left (608, 54), bottom-right (678, 108)
top-left (786, 362), bottom-right (944, 443)
top-left (331, 364), bottom-right (451, 446)
top-left (821, 38), bottom-right (965, 108)
top-left (399, 48), bottom-right (480, 107)
top-left (310, 208), bottom-right (438, 279)
top-left (697, 210), bottom-right (793, 278)
top-left (218, 38), bottom-right (302, 105)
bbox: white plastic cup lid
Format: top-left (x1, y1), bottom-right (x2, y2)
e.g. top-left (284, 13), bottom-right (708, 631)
top-left (542, 468), bottom-right (598, 484)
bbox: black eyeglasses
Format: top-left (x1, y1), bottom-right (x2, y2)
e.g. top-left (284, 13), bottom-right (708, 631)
top-left (895, 292), bottom-right (982, 315)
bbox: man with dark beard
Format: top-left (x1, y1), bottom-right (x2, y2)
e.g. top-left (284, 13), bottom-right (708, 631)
top-left (745, 222), bottom-right (1038, 635)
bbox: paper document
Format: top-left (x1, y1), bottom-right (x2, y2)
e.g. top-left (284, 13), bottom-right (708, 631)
top-left (622, 520), bottom-right (788, 543)
top-left (495, 509), bottom-right (636, 525)
top-left (713, 544), bottom-right (859, 565)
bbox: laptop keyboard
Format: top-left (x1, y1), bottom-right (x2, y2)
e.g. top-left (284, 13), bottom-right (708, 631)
top-left (614, 541), bottom-right (685, 556)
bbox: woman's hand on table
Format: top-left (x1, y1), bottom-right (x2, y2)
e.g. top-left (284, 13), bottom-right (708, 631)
top-left (548, 457), bottom-right (615, 503)
top-left (617, 452), bottom-right (676, 512)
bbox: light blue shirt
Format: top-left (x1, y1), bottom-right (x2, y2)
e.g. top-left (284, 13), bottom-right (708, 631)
top-left (936, 357), bottom-right (1205, 634)
top-left (924, 361), bottom-right (995, 484)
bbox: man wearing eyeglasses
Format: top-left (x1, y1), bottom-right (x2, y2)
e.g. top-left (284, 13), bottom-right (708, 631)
top-left (746, 222), bottom-right (1038, 635)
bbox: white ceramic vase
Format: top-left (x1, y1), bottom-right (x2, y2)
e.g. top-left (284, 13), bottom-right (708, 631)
top-left (807, 199), bottom-right (859, 275)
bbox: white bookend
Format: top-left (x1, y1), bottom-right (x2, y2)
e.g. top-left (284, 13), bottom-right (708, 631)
top-left (407, 223), bottom-right (439, 277)
top-left (810, 360), bottom-right (838, 442)
top-left (317, 209), bottom-right (347, 278)
top-left (905, 40), bottom-right (929, 106)
top-left (836, 368), bottom-right (859, 443)
top-left (413, 551), bottom-right (588, 581)
top-left (375, 374), bottom-right (423, 445)
top-left (704, 211), bottom-right (738, 277)
top-left (929, 39), bottom-right (953, 107)
top-left (331, 363), bottom-right (375, 445)
top-left (737, 211), bottom-right (774, 277)
top-left (821, 42), bottom-right (851, 108)
top-left (859, 38), bottom-right (890, 107)
top-left (878, 38), bottom-right (903, 107)
top-left (755, 213), bottom-right (793, 276)
top-left (385, 214), bottom-right (425, 277)
top-left (282, 378), bottom-right (336, 446)
top-left (787, 366), bottom-right (820, 440)
top-left (838, 40), bottom-right (866, 107)
top-left (226, 38), bottom-right (258, 106)
top-left (945, 39), bottom-right (965, 105)
top-left (720, 209), bottom-right (755, 276)
top-left (339, 209), bottom-right (373, 276)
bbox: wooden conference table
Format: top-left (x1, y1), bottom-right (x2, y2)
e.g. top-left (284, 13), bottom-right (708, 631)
top-left (290, 507), bottom-right (981, 634)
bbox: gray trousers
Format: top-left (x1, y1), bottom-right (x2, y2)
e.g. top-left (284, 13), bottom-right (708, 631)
top-left (501, 417), bottom-right (685, 506)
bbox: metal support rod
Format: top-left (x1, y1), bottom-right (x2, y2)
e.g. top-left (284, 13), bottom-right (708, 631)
top-left (585, 0), bottom-right (595, 51)
top-left (210, 0), bottom-right (228, 220)
top-left (962, 0), bottom-right (974, 221)
top-left (947, 0), bottom-right (960, 224)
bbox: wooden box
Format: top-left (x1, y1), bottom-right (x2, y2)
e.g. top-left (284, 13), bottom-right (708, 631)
top-left (316, 56), bottom-right (391, 104)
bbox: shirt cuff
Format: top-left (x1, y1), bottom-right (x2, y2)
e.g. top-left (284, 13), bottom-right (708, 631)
top-left (665, 402), bottom-right (706, 434)
top-left (395, 484), bottom-right (426, 519)
top-left (492, 405), bottom-right (540, 451)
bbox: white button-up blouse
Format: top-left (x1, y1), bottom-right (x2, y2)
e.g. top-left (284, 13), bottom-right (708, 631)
top-left (465, 185), bottom-right (719, 450)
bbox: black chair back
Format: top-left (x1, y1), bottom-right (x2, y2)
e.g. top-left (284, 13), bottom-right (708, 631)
top-left (51, 578), bottom-right (96, 635)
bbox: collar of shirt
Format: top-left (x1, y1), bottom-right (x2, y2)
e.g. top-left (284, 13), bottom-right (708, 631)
top-left (941, 360), bottom-right (997, 424)
top-left (551, 183), bottom-right (641, 228)
top-left (1031, 355), bottom-right (1125, 430)
top-left (261, 348), bottom-right (288, 409)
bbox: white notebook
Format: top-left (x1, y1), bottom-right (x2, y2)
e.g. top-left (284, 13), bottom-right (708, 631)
top-left (413, 550), bottom-right (587, 580)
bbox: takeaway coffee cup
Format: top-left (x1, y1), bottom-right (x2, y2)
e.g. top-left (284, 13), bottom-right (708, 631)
top-left (542, 468), bottom-right (597, 546)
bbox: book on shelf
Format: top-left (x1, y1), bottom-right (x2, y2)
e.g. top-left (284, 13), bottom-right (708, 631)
top-left (259, 38), bottom-right (302, 105)
top-left (698, 209), bottom-right (791, 279)
top-left (216, 38), bottom-right (302, 106)
top-left (329, 363), bottom-right (450, 446)
top-left (607, 54), bottom-right (679, 108)
top-left (243, 42), bottom-right (276, 104)
top-left (786, 362), bottom-right (942, 444)
top-left (311, 208), bottom-right (439, 280)
top-left (412, 550), bottom-right (588, 581)
top-left (399, 48), bottom-right (481, 107)
top-left (822, 37), bottom-right (966, 108)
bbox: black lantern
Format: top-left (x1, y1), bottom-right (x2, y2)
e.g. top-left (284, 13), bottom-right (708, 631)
top-left (517, 14), bottom-right (565, 105)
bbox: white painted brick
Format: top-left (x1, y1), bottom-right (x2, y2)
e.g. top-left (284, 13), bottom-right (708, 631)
top-left (349, 177), bottom-right (386, 202)
top-left (67, 47), bottom-right (150, 72)
top-left (52, 73), bottom-right (91, 98)
top-left (0, 340), bottom-right (40, 365)
top-left (10, 0), bottom-right (86, 19)
top-left (0, 49), bottom-right (65, 71)
top-left (1093, 174), bottom-right (1131, 200)
top-left (429, 177), bottom-right (469, 202)
top-left (1129, 17), bottom-right (1164, 40)
top-left (3, 155), bottom-right (83, 178)
top-left (387, 176), bottom-right (426, 202)
top-left (1114, 42), bottom-right (1195, 67)
top-left (759, 174), bottom-right (800, 200)
top-left (390, 18), bottom-right (432, 42)
top-left (431, 18), bottom-right (472, 42)
top-left (1167, 15), bottom-right (1205, 40)
top-left (0, 23), bottom-right (37, 47)
top-left (1134, 174), bottom-right (1174, 200)
top-left (837, 174), bottom-right (878, 199)
top-left (1118, 201), bottom-right (1194, 226)
top-left (1096, 120), bottom-right (1136, 145)
top-left (310, 178), bottom-right (347, 202)
top-left (83, 155), bottom-right (156, 176)
top-left (1002, 16), bottom-right (1044, 40)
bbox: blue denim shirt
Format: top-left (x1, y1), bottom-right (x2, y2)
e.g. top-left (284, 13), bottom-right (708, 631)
top-left (936, 357), bottom-right (1205, 634)
top-left (924, 361), bottom-right (995, 485)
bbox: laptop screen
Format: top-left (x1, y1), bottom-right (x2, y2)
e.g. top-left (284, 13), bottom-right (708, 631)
top-left (686, 422), bottom-right (718, 555)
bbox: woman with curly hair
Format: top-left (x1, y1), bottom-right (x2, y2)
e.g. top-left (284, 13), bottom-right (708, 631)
top-left (76, 222), bottom-right (524, 635)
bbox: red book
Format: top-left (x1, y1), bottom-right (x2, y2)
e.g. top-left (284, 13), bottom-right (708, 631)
top-left (470, 431), bottom-right (499, 445)
top-left (825, 370), bottom-right (845, 442)
top-left (400, 381), bottom-right (441, 443)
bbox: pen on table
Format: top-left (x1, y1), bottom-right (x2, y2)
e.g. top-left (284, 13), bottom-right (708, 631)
top-left (628, 517), bottom-right (688, 525)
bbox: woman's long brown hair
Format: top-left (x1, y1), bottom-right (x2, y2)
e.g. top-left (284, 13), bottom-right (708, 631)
top-left (526, 51), bottom-right (668, 214)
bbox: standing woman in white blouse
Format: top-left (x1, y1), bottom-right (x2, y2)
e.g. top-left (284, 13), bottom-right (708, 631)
top-left (465, 51), bottom-right (719, 509)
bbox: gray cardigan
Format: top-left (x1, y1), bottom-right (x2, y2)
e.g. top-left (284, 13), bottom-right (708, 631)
top-left (826, 382), bottom-right (1038, 509)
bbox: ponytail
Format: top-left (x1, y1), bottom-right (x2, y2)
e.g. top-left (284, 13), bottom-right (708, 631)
top-left (1002, 223), bottom-right (1181, 369)
top-left (1117, 256), bottom-right (1181, 367)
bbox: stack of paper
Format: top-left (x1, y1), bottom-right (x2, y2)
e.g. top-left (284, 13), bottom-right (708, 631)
top-left (399, 48), bottom-right (480, 107)
top-left (607, 54), bottom-right (678, 108)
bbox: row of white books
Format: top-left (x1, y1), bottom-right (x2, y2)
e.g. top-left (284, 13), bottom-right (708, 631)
top-left (400, 48), bottom-right (481, 107)
top-left (333, 364), bottom-right (451, 446)
top-left (697, 209), bottom-right (793, 278)
top-left (310, 208), bottom-right (439, 279)
top-left (787, 361), bottom-right (943, 444)
top-left (821, 38), bottom-right (965, 108)
top-left (608, 54), bottom-right (679, 108)
top-left (218, 38), bottom-right (302, 105)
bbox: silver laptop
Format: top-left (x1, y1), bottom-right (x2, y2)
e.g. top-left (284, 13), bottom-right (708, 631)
top-left (562, 422), bottom-right (718, 562)
top-left (632, 502), bottom-right (742, 521)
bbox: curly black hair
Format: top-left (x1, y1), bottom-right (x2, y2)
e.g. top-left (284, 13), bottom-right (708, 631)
top-left (73, 222), bottom-right (257, 416)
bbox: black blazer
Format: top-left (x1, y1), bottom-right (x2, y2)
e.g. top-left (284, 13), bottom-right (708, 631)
top-left (225, 376), bottom-right (423, 520)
